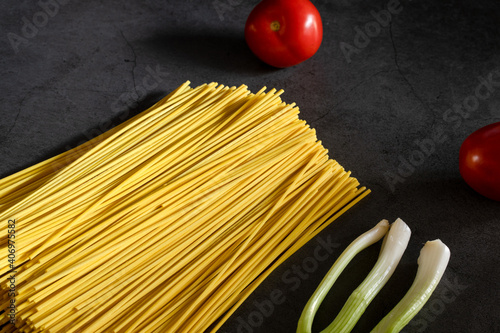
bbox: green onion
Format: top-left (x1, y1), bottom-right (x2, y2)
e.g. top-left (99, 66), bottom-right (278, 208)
top-left (320, 218), bottom-right (411, 333)
top-left (297, 220), bottom-right (390, 333)
top-left (371, 239), bottom-right (450, 333)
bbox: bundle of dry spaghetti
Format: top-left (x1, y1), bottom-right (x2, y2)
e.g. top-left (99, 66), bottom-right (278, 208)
top-left (0, 81), bottom-right (368, 333)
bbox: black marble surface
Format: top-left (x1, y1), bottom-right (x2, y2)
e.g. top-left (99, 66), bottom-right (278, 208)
top-left (1, 1), bottom-right (499, 332)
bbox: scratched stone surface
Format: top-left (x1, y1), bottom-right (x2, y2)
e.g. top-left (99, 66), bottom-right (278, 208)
top-left (0, 1), bottom-right (499, 332)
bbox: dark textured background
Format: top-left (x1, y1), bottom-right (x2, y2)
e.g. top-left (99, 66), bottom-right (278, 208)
top-left (1, 1), bottom-right (499, 332)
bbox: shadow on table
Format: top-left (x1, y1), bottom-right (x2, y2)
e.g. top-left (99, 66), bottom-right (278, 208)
top-left (141, 30), bottom-right (280, 75)
top-left (31, 92), bottom-right (166, 174)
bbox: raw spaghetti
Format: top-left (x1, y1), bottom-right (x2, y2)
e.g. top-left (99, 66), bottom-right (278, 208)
top-left (0, 81), bottom-right (369, 333)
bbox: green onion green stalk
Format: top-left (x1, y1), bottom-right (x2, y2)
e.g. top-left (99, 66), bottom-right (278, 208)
top-left (296, 218), bottom-right (450, 333)
top-left (320, 218), bottom-right (411, 333)
top-left (297, 220), bottom-right (390, 333)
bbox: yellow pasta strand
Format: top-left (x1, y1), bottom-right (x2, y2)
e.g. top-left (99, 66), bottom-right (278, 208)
top-left (0, 81), bottom-right (369, 333)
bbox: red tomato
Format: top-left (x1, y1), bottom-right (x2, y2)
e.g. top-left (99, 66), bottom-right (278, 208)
top-left (459, 122), bottom-right (500, 201)
top-left (244, 0), bottom-right (323, 68)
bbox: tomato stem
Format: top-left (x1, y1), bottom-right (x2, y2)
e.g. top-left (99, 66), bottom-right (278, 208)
top-left (270, 20), bottom-right (280, 31)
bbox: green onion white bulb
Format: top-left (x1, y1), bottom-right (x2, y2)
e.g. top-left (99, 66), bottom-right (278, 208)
top-left (371, 239), bottom-right (451, 333)
top-left (296, 218), bottom-right (450, 333)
